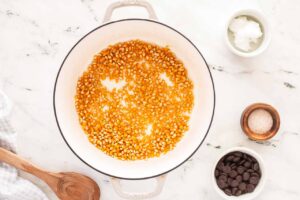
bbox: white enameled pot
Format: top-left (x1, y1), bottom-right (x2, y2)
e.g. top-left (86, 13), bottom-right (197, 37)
top-left (54, 0), bottom-right (215, 199)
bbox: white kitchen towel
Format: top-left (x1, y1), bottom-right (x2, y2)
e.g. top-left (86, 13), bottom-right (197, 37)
top-left (0, 91), bottom-right (49, 200)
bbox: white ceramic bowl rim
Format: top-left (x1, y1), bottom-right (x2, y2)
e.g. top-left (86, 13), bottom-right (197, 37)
top-left (53, 18), bottom-right (216, 180)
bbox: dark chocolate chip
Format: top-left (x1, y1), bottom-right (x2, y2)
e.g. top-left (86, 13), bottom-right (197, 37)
top-left (236, 190), bottom-right (242, 196)
top-left (219, 175), bottom-right (227, 182)
top-left (238, 182), bottom-right (247, 191)
top-left (247, 169), bottom-right (254, 173)
top-left (252, 172), bottom-right (260, 177)
top-left (237, 166), bottom-right (245, 174)
top-left (217, 162), bottom-right (224, 170)
top-left (238, 159), bottom-right (246, 166)
top-left (217, 179), bottom-right (227, 189)
top-left (215, 169), bottom-right (219, 177)
top-left (243, 172), bottom-right (250, 181)
top-left (236, 175), bottom-right (242, 182)
top-left (226, 155), bottom-right (234, 162)
top-left (246, 184), bottom-right (255, 192)
top-left (244, 161), bottom-right (251, 168)
top-left (257, 170), bottom-right (262, 176)
top-left (229, 170), bottom-right (238, 178)
top-left (230, 162), bottom-right (237, 168)
top-left (230, 180), bottom-right (239, 187)
top-left (234, 152), bottom-right (242, 157)
top-left (232, 187), bottom-right (238, 195)
top-left (223, 165), bottom-right (231, 174)
top-left (233, 156), bottom-right (240, 162)
top-left (227, 177), bottom-right (233, 185)
top-left (249, 176), bottom-right (259, 185)
top-left (253, 163), bottom-right (259, 171)
top-left (224, 188), bottom-right (232, 196)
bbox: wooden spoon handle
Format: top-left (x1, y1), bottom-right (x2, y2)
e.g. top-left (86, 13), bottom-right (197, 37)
top-left (0, 147), bottom-right (51, 180)
top-left (0, 147), bottom-right (101, 200)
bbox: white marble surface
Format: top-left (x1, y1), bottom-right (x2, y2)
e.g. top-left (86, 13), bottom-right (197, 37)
top-left (1, 0), bottom-right (300, 199)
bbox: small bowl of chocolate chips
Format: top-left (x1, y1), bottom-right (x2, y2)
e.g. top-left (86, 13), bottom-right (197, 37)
top-left (212, 147), bottom-right (266, 200)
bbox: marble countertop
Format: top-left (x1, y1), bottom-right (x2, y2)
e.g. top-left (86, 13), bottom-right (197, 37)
top-left (1, 0), bottom-right (300, 199)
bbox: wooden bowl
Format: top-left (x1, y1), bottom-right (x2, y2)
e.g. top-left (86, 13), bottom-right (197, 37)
top-left (241, 103), bottom-right (280, 141)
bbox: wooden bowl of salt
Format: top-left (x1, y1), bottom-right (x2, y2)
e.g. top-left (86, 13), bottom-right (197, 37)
top-left (241, 103), bottom-right (280, 141)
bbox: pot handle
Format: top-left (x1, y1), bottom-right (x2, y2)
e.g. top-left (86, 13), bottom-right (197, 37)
top-left (103, 0), bottom-right (158, 23)
top-left (111, 175), bottom-right (166, 199)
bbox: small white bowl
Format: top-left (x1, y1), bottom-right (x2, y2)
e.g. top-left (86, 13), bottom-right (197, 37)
top-left (225, 9), bottom-right (271, 57)
top-left (212, 147), bottom-right (266, 200)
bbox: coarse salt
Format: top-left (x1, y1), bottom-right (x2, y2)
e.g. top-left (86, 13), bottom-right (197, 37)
top-left (248, 109), bottom-right (273, 134)
top-left (229, 16), bottom-right (263, 52)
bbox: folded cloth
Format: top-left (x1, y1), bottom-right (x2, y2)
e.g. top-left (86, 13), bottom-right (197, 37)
top-left (0, 91), bottom-right (48, 200)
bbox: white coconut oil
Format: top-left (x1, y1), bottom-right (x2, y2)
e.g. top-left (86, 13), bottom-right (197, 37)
top-left (228, 15), bottom-right (264, 52)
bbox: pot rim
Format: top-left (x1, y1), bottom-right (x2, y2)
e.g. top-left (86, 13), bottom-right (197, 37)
top-left (53, 18), bottom-right (216, 180)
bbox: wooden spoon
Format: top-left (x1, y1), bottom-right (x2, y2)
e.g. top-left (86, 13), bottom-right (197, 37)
top-left (0, 147), bottom-right (100, 200)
